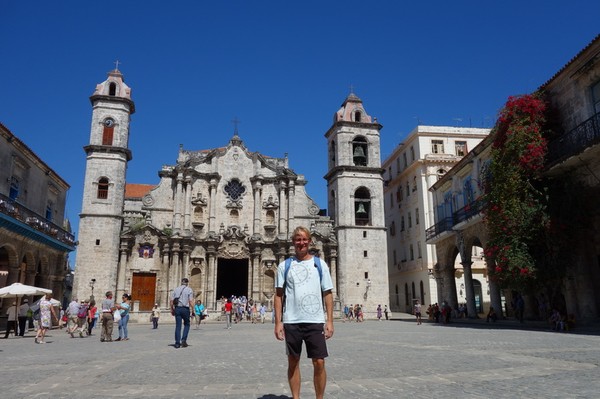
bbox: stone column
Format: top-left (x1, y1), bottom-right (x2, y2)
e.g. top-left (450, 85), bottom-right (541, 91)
top-left (182, 245), bottom-right (190, 280)
top-left (442, 265), bottom-right (458, 310)
top-left (173, 174), bottom-right (184, 231)
top-left (183, 177), bottom-right (192, 231)
top-left (287, 180), bottom-right (295, 234)
top-left (278, 182), bottom-right (287, 239)
top-left (328, 250), bottom-right (338, 297)
top-left (487, 261), bottom-right (503, 318)
top-left (206, 250), bottom-right (217, 310)
top-left (172, 242), bottom-right (181, 284)
top-left (208, 179), bottom-right (218, 233)
top-left (162, 243), bottom-right (170, 306)
top-left (462, 261), bottom-right (478, 318)
top-left (116, 244), bottom-right (129, 300)
top-left (252, 183), bottom-right (262, 236)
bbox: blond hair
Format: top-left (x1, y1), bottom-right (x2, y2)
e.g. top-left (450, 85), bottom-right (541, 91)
top-left (292, 226), bottom-right (312, 241)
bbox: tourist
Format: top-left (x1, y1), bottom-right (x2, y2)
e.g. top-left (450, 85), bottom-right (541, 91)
top-left (384, 305), bottom-right (389, 321)
top-left (116, 294), bottom-right (131, 341)
top-left (66, 297), bottom-right (80, 338)
top-left (194, 300), bottom-right (205, 329)
top-left (224, 298), bottom-right (233, 329)
top-left (274, 226), bottom-right (334, 399)
top-left (87, 300), bottom-right (97, 336)
top-left (170, 278), bottom-right (194, 348)
top-left (18, 298), bottom-right (30, 336)
top-left (259, 303), bottom-right (266, 324)
top-left (377, 304), bottom-right (382, 321)
top-left (3, 302), bottom-right (17, 338)
top-left (414, 300), bottom-right (422, 325)
top-left (151, 303), bottom-right (160, 329)
top-left (100, 291), bottom-right (115, 342)
top-left (34, 293), bottom-right (57, 344)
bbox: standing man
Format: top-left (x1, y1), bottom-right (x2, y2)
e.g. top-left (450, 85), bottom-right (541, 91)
top-left (18, 298), bottom-right (30, 336)
top-left (414, 300), bottom-right (422, 325)
top-left (170, 278), bottom-right (194, 348)
top-left (66, 297), bottom-right (80, 338)
top-left (274, 226), bottom-right (334, 399)
top-left (100, 291), bottom-right (115, 342)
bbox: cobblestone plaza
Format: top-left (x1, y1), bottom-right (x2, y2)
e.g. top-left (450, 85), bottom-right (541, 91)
top-left (1, 317), bottom-right (599, 398)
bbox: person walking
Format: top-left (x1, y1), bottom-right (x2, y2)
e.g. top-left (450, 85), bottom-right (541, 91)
top-left (377, 304), bottom-right (382, 321)
top-left (151, 303), bottom-right (160, 329)
top-left (3, 302), bottom-right (18, 338)
top-left (34, 293), bottom-right (57, 344)
top-left (224, 298), bottom-right (233, 329)
top-left (170, 278), bottom-right (194, 348)
top-left (116, 294), bottom-right (131, 341)
top-left (66, 298), bottom-right (80, 338)
top-left (100, 291), bottom-right (115, 342)
top-left (194, 300), bottom-right (205, 329)
top-left (274, 226), bottom-right (334, 399)
top-left (384, 305), bottom-right (389, 320)
top-left (18, 298), bottom-right (30, 336)
top-left (87, 300), bottom-right (97, 336)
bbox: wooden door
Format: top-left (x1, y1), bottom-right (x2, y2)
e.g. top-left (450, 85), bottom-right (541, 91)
top-left (132, 273), bottom-right (156, 311)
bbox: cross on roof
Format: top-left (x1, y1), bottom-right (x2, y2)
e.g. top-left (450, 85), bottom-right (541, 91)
top-left (114, 60), bottom-right (121, 71)
top-left (232, 117), bottom-right (241, 135)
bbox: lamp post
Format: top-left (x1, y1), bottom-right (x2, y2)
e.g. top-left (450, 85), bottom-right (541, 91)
top-left (89, 278), bottom-right (96, 301)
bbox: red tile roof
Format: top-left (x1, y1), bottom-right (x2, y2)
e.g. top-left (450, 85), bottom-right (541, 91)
top-left (125, 184), bottom-right (155, 199)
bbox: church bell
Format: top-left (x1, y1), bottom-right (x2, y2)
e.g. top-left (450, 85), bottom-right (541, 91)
top-left (356, 202), bottom-right (367, 215)
top-left (353, 145), bottom-right (366, 165)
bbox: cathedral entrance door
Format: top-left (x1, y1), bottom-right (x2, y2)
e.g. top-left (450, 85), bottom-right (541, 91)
top-left (216, 258), bottom-right (248, 299)
top-left (132, 272), bottom-right (156, 311)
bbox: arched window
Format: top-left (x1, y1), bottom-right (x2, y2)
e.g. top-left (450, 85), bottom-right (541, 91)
top-left (410, 244), bottom-right (414, 260)
top-left (404, 283), bottom-right (409, 307)
top-left (354, 187), bottom-right (371, 226)
top-left (330, 141), bottom-right (336, 163)
top-left (97, 177), bottom-right (109, 199)
top-left (102, 118), bottom-right (115, 145)
top-left (420, 280), bottom-right (425, 304)
top-left (229, 209), bottom-right (239, 225)
top-left (395, 284), bottom-right (400, 306)
top-left (400, 216), bottom-right (405, 231)
top-left (354, 111), bottom-right (361, 122)
top-left (352, 136), bottom-right (368, 166)
top-left (412, 176), bottom-right (417, 192)
top-left (109, 82), bottom-right (117, 96)
top-left (411, 281), bottom-right (416, 301)
top-left (266, 210), bottom-right (275, 225)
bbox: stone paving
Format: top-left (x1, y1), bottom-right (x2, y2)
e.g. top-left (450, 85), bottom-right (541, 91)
top-left (0, 315), bottom-right (599, 398)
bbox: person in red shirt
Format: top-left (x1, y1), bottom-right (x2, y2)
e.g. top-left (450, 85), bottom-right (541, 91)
top-left (224, 298), bottom-right (233, 329)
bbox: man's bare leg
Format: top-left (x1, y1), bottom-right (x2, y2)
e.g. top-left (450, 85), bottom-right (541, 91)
top-left (312, 358), bottom-right (327, 399)
top-left (288, 355), bottom-right (301, 399)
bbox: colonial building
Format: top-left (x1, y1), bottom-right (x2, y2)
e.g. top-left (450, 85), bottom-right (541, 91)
top-left (427, 35), bottom-right (600, 321)
top-left (0, 122), bottom-right (75, 318)
top-left (73, 71), bottom-right (390, 317)
top-left (382, 126), bottom-right (489, 313)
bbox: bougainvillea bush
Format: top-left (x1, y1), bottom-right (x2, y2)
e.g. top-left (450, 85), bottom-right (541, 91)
top-left (483, 94), bottom-right (550, 289)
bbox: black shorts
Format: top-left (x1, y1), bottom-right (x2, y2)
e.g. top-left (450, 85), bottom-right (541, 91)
top-left (284, 323), bottom-right (328, 359)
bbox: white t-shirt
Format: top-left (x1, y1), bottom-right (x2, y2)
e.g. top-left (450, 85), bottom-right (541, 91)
top-left (275, 256), bottom-right (334, 324)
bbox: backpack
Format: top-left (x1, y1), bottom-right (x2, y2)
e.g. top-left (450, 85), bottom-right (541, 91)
top-left (77, 305), bottom-right (88, 318)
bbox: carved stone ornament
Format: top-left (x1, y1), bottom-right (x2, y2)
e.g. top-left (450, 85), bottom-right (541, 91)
top-left (308, 204), bottom-right (320, 216)
top-left (262, 195), bottom-right (279, 209)
top-left (217, 240), bottom-right (250, 259)
top-left (142, 194), bottom-right (155, 206)
top-left (191, 192), bottom-right (207, 206)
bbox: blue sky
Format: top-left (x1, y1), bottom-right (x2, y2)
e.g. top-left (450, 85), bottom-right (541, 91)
top-left (1, 1), bottom-right (598, 260)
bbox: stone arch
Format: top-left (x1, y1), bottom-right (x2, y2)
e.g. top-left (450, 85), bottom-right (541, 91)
top-left (190, 266), bottom-right (203, 297)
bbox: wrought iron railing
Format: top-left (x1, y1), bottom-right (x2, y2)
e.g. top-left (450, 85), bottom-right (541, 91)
top-left (0, 192), bottom-right (75, 247)
top-left (546, 112), bottom-right (600, 166)
top-left (425, 217), bottom-right (454, 241)
top-left (426, 197), bottom-right (487, 241)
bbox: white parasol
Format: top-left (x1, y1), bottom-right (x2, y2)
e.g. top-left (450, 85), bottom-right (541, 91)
top-left (0, 283), bottom-right (53, 331)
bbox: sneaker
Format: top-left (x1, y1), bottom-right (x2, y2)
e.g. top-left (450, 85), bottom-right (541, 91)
top-left (174, 344), bottom-right (181, 349)
top-left (115, 338), bottom-right (121, 341)
top-left (35, 338), bottom-right (39, 344)
top-left (181, 341), bottom-right (188, 348)
top-left (79, 332), bottom-right (83, 338)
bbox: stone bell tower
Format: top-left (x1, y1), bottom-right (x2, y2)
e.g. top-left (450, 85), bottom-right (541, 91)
top-left (324, 92), bottom-right (389, 316)
top-left (73, 67), bottom-right (135, 300)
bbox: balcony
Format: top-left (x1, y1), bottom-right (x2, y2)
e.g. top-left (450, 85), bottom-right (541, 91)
top-left (0, 192), bottom-right (75, 251)
top-left (425, 197), bottom-right (487, 242)
top-left (546, 112), bottom-right (600, 168)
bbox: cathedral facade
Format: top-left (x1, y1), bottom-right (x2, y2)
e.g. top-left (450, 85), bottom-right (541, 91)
top-left (73, 70), bottom-right (389, 317)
